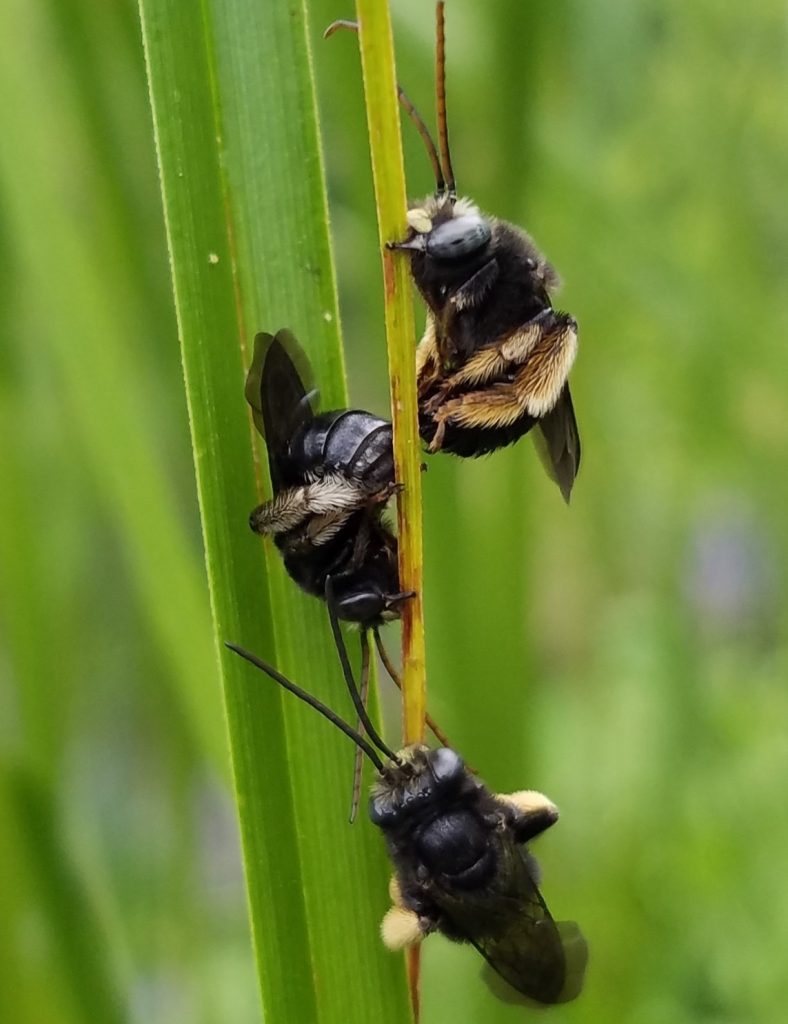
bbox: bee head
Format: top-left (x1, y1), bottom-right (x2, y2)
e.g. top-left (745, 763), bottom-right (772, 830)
top-left (393, 196), bottom-right (492, 265)
top-left (329, 552), bottom-right (414, 627)
top-left (369, 745), bottom-right (467, 827)
top-left (332, 586), bottom-right (412, 626)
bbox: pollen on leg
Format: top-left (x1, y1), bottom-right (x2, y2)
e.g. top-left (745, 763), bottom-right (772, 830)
top-left (381, 907), bottom-right (425, 950)
top-left (388, 875), bottom-right (404, 907)
top-left (497, 789), bottom-right (558, 818)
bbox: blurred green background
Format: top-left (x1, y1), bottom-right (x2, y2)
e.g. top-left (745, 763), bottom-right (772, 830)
top-left (2, 0), bottom-right (787, 1022)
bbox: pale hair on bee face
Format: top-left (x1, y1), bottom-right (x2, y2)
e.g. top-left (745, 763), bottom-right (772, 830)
top-left (408, 194), bottom-right (481, 231)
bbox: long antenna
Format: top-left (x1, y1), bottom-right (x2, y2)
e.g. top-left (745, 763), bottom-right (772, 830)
top-left (397, 87), bottom-right (446, 194)
top-left (325, 577), bottom-right (400, 763)
top-left (324, 19), bottom-right (446, 193)
top-left (225, 642), bottom-right (385, 773)
top-left (435, 2), bottom-right (456, 196)
top-left (348, 628), bottom-right (372, 823)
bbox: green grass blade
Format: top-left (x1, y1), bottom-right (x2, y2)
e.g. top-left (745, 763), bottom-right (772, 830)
top-left (138, 1), bottom-right (411, 1020)
top-left (0, 0), bottom-right (223, 779)
top-left (0, 764), bottom-right (123, 1024)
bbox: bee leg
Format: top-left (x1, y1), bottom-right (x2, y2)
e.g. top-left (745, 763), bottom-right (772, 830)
top-left (425, 348), bottom-right (512, 408)
top-left (415, 316), bottom-right (441, 392)
top-left (448, 257), bottom-right (499, 312)
top-left (433, 337), bottom-right (577, 428)
top-left (249, 492), bottom-right (305, 535)
top-left (307, 509), bottom-right (363, 549)
top-left (279, 513), bottom-right (345, 556)
top-left (496, 790), bottom-right (559, 842)
top-left (432, 320), bottom-right (548, 402)
top-left (346, 514), bottom-right (373, 568)
top-left (427, 414), bottom-right (448, 453)
top-left (423, 310), bottom-right (562, 410)
top-left (508, 313), bottom-right (578, 418)
top-left (430, 382), bottom-right (527, 436)
top-left (252, 500), bottom-right (351, 548)
top-left (250, 476), bottom-right (367, 535)
top-left (496, 307), bottom-right (561, 356)
top-left (367, 480), bottom-right (404, 507)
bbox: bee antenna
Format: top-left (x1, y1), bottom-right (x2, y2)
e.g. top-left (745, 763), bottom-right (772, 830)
top-left (398, 86), bottom-right (446, 195)
top-left (225, 642), bottom-right (386, 774)
top-left (324, 17), bottom-right (446, 194)
top-left (325, 577), bottom-right (401, 764)
top-left (348, 628), bottom-right (372, 823)
top-left (435, 2), bottom-right (456, 197)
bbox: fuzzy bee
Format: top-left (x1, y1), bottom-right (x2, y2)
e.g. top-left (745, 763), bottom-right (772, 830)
top-left (245, 329), bottom-right (448, 816)
top-left (226, 623), bottom-right (587, 1005)
top-left (327, 5), bottom-right (580, 501)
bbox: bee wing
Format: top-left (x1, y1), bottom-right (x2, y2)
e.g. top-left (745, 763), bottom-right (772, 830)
top-left (439, 842), bottom-right (586, 1004)
top-left (532, 385), bottom-right (581, 503)
top-left (478, 916), bottom-right (588, 1006)
top-left (245, 330), bottom-right (316, 490)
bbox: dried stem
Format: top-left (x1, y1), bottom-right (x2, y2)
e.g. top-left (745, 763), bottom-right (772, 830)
top-left (353, 1), bottom-right (425, 1015)
top-left (353, 0), bottom-right (426, 749)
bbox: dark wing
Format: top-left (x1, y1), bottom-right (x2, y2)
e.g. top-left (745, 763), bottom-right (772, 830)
top-left (479, 918), bottom-right (588, 1006)
top-left (244, 329), bottom-right (315, 490)
top-left (533, 385), bottom-right (581, 503)
top-left (436, 840), bottom-right (587, 1005)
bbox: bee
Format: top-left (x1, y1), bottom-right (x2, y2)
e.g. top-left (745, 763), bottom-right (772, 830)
top-left (226, 617), bottom-right (587, 1005)
top-left (327, 5), bottom-right (581, 501)
top-left (245, 329), bottom-right (404, 620)
top-left (245, 329), bottom-right (448, 817)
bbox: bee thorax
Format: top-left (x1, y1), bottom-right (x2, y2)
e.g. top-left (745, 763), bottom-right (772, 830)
top-left (415, 809), bottom-right (497, 888)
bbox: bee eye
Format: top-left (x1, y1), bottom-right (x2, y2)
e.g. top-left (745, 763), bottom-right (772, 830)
top-left (369, 793), bottom-right (398, 826)
top-left (429, 747), bottom-right (464, 786)
top-left (332, 587), bottom-right (385, 623)
top-left (426, 216), bottom-right (492, 262)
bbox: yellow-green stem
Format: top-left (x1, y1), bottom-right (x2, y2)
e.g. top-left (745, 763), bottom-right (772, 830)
top-left (354, 0), bottom-right (426, 749)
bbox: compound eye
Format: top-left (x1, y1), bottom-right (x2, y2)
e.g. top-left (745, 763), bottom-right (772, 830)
top-left (369, 792), bottom-right (399, 827)
top-left (425, 216), bottom-right (492, 261)
top-left (333, 587), bottom-right (385, 624)
top-left (429, 747), bottom-right (464, 787)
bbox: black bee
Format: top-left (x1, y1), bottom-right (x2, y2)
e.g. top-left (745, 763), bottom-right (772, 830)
top-left (245, 329), bottom-right (406, 624)
top-left (226, 622), bottom-right (587, 1006)
top-left (326, 6), bottom-right (581, 501)
top-left (245, 330), bottom-right (448, 816)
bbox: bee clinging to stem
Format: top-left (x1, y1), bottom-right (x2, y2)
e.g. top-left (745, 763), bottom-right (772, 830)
top-left (245, 329), bottom-right (450, 819)
top-left (226, 620), bottom-right (587, 1005)
top-left (326, 4), bottom-right (581, 501)
top-left (246, 330), bottom-right (402, 612)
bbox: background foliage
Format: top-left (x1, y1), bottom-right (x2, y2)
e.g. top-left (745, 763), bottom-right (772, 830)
top-left (1, 1), bottom-right (787, 1022)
